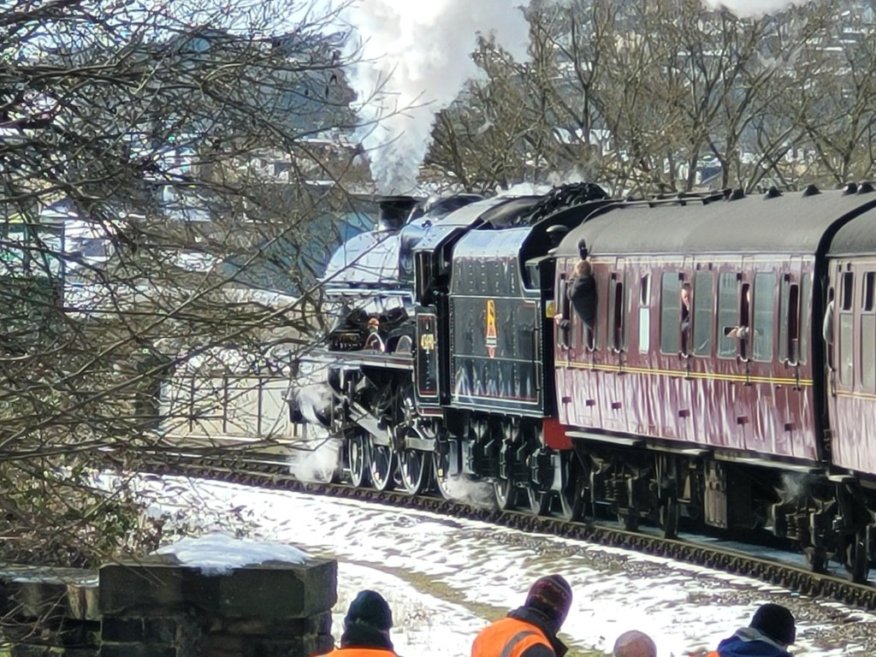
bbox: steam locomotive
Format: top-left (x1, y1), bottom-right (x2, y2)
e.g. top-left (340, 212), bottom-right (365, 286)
top-left (287, 182), bottom-right (876, 583)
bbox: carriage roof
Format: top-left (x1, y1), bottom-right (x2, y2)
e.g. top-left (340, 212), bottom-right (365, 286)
top-left (558, 188), bottom-right (876, 259)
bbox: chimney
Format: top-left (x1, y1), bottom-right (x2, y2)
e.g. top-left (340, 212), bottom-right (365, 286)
top-left (376, 195), bottom-right (419, 232)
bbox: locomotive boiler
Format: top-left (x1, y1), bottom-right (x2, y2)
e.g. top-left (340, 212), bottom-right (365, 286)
top-left (288, 181), bottom-right (876, 584)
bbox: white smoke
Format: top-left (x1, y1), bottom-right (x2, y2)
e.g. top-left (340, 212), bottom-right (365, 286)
top-left (438, 476), bottom-right (497, 509)
top-left (344, 0), bottom-right (531, 194)
top-left (703, 0), bottom-right (809, 16)
top-left (287, 431), bottom-right (343, 483)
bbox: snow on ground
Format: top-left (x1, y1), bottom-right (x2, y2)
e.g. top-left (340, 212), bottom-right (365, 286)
top-left (123, 474), bottom-right (876, 657)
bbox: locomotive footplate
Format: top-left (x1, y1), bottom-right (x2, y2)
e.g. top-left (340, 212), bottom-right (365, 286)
top-left (300, 347), bottom-right (414, 372)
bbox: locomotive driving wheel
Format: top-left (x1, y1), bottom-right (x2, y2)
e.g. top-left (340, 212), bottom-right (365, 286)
top-left (347, 430), bottom-right (370, 488)
top-left (524, 484), bottom-right (552, 516)
top-left (398, 448), bottom-right (430, 495)
top-left (433, 445), bottom-right (456, 499)
top-left (494, 420), bottom-right (518, 510)
top-left (394, 387), bottom-right (431, 495)
top-left (368, 432), bottom-right (396, 491)
top-left (556, 452), bottom-right (589, 521)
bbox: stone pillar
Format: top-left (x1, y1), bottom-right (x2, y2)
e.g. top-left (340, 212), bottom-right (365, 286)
top-left (0, 564), bottom-right (100, 656)
top-left (98, 553), bottom-right (336, 657)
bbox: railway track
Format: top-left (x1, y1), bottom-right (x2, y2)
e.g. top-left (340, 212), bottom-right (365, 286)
top-left (145, 453), bottom-right (876, 611)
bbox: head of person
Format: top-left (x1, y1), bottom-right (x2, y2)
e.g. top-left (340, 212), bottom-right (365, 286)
top-left (612, 630), bottom-right (657, 657)
top-left (749, 603), bottom-right (795, 647)
top-left (574, 259), bottom-right (592, 277)
top-left (524, 574), bottom-right (573, 633)
top-left (343, 589), bottom-right (393, 637)
top-left (680, 282), bottom-right (692, 309)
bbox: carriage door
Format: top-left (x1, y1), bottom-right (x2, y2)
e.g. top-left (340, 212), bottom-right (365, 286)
top-left (602, 259), bottom-right (628, 432)
top-left (775, 258), bottom-right (805, 457)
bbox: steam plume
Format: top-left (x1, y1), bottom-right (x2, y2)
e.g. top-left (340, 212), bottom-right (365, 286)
top-left (344, 0), bottom-right (531, 194)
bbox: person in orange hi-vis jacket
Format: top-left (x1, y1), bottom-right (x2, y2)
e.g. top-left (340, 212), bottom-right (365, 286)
top-left (471, 575), bottom-right (573, 657)
top-left (317, 590), bottom-right (398, 657)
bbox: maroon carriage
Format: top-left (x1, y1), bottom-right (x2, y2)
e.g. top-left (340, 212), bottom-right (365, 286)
top-left (552, 186), bottom-right (876, 580)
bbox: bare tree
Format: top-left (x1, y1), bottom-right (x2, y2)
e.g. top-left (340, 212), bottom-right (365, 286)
top-left (0, 0), bottom-right (370, 566)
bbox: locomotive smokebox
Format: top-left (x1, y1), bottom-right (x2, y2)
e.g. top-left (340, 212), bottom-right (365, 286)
top-left (376, 195), bottom-right (420, 232)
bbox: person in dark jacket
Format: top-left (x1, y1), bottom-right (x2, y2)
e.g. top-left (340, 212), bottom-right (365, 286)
top-left (707, 603), bottom-right (795, 657)
top-left (568, 259), bottom-right (597, 330)
top-left (471, 574), bottom-right (573, 657)
top-left (319, 590), bottom-right (398, 657)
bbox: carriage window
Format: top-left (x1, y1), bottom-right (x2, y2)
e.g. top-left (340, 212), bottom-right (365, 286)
top-left (693, 272), bottom-right (713, 356)
top-left (609, 275), bottom-right (626, 351)
top-left (717, 273), bottom-right (738, 358)
top-left (639, 274), bottom-right (650, 354)
top-left (753, 273), bottom-right (775, 362)
top-left (779, 278), bottom-right (800, 364)
top-left (864, 272), bottom-right (875, 312)
top-left (842, 271), bottom-right (854, 311)
top-left (840, 270), bottom-right (854, 386)
top-left (862, 279), bottom-right (876, 392)
top-left (558, 275), bottom-right (570, 350)
top-left (660, 273), bottom-right (682, 355)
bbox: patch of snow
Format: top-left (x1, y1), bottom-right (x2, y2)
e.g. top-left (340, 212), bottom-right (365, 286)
top-left (124, 475), bottom-right (876, 656)
top-left (155, 531), bottom-right (311, 575)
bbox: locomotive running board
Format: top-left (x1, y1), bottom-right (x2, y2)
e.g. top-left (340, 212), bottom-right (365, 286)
top-left (566, 430), bottom-right (643, 447)
top-left (714, 453), bottom-right (824, 474)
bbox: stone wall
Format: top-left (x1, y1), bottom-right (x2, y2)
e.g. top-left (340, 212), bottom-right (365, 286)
top-left (0, 555), bottom-right (337, 657)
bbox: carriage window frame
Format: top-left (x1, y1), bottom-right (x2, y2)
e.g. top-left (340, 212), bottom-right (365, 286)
top-left (692, 271), bottom-right (713, 357)
top-left (779, 276), bottom-right (800, 365)
top-left (839, 269), bottom-right (855, 387)
top-left (862, 271), bottom-right (876, 392)
top-left (717, 272), bottom-right (739, 358)
top-left (638, 274), bottom-right (650, 354)
top-left (660, 272), bottom-right (682, 355)
top-left (558, 273), bottom-right (571, 350)
top-left (799, 273), bottom-right (810, 365)
top-left (609, 273), bottom-right (626, 352)
top-left (752, 273), bottom-right (775, 363)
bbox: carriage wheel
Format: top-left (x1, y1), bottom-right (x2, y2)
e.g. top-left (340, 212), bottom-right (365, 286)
top-left (659, 496), bottom-right (680, 539)
top-left (847, 529), bottom-right (870, 583)
top-left (348, 431), bottom-right (370, 488)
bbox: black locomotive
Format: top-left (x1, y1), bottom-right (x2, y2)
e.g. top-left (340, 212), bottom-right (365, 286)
top-left (289, 182), bottom-right (876, 583)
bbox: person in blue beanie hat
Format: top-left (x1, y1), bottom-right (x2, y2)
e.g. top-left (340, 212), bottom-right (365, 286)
top-left (707, 603), bottom-right (796, 657)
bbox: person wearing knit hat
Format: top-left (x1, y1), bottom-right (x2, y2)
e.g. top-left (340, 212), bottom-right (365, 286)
top-left (471, 574), bottom-right (573, 657)
top-left (706, 603), bottom-right (796, 657)
top-left (318, 590), bottom-right (399, 657)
